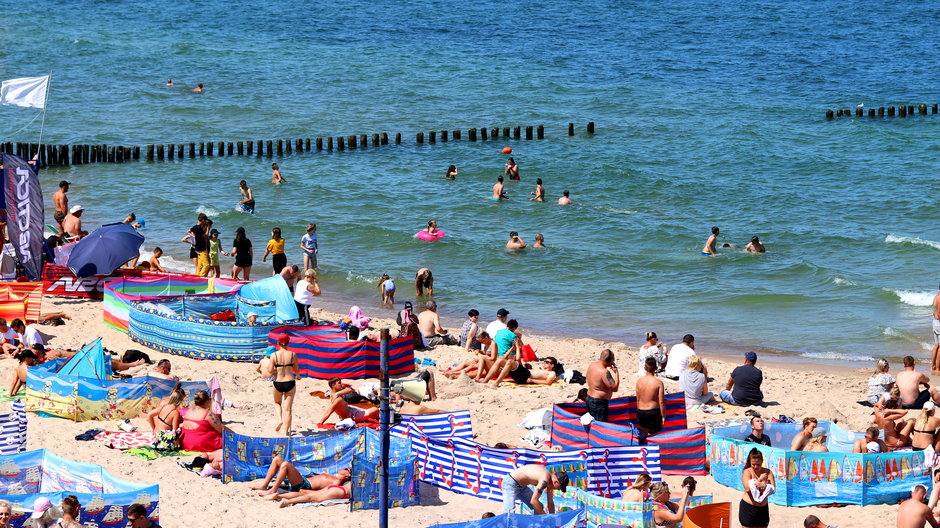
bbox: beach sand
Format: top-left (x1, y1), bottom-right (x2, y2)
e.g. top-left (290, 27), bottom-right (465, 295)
top-left (16, 295), bottom-right (893, 527)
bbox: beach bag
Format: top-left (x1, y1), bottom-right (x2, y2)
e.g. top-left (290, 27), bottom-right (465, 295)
top-left (397, 302), bottom-right (423, 349)
top-left (520, 344), bottom-right (538, 363)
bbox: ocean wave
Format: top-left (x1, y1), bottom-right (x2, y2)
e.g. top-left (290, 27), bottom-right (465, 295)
top-left (886, 288), bottom-right (934, 306)
top-left (195, 205), bottom-right (224, 218)
top-left (799, 351), bottom-right (875, 362)
top-left (885, 234), bottom-right (940, 251)
top-left (139, 248), bottom-right (195, 274)
top-left (832, 277), bottom-right (858, 287)
top-left (881, 327), bottom-right (933, 351)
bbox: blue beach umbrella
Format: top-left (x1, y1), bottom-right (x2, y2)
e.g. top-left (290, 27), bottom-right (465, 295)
top-left (67, 222), bottom-right (144, 277)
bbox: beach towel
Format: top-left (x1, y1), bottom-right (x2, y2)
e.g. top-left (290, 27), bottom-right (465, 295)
top-left (0, 388), bottom-right (23, 402)
top-left (125, 446), bottom-right (200, 460)
top-left (297, 499), bottom-right (349, 508)
top-left (95, 430), bottom-right (155, 450)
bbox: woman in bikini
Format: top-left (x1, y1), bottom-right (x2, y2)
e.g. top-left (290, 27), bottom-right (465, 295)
top-left (874, 394), bottom-right (913, 449)
top-left (739, 448), bottom-right (774, 528)
top-left (910, 402), bottom-right (940, 451)
top-left (649, 479), bottom-right (693, 527)
top-left (274, 473), bottom-right (353, 508)
top-left (621, 472), bottom-right (652, 502)
top-left (148, 383), bottom-right (184, 432)
top-left (271, 335), bottom-right (299, 436)
top-left (8, 349), bottom-right (35, 397)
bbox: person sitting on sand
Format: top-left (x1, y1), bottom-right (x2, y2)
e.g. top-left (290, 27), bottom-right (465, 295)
top-left (853, 426), bottom-right (888, 454)
top-left (744, 415), bottom-right (771, 446)
top-left (56, 495), bottom-right (82, 528)
top-left (719, 351), bottom-right (764, 407)
top-left (506, 231), bottom-right (526, 250)
top-left (148, 383), bottom-right (183, 433)
top-left (664, 334), bottom-right (707, 380)
top-left (791, 417), bottom-right (819, 451)
top-left (63, 205), bottom-right (88, 240)
top-left (621, 473), bottom-right (652, 502)
top-left (745, 236), bottom-right (765, 253)
top-left (909, 401), bottom-right (940, 452)
top-left (11, 319), bottom-right (42, 350)
top-left (441, 332), bottom-right (498, 381)
top-left (805, 427), bottom-right (829, 453)
top-left (459, 309), bottom-right (482, 352)
top-left (0, 319), bottom-right (18, 355)
top-left (148, 247), bottom-right (168, 273)
top-left (126, 503), bottom-right (160, 528)
top-left (417, 301), bottom-right (455, 346)
top-left (897, 355), bottom-right (932, 409)
top-left (180, 390), bottom-right (224, 453)
top-left (8, 349), bottom-right (35, 396)
top-left (250, 454), bottom-right (350, 499)
top-left (650, 480), bottom-right (695, 528)
top-left (317, 378), bottom-right (380, 425)
top-left (867, 358), bottom-right (896, 406)
top-left (874, 394), bottom-right (914, 450)
top-left (150, 359), bottom-right (178, 381)
top-left (897, 484), bottom-right (937, 528)
top-left (557, 190), bottom-right (573, 205)
top-left (501, 464), bottom-right (568, 514)
top-left (271, 480), bottom-right (353, 508)
top-left (680, 355), bottom-right (715, 407)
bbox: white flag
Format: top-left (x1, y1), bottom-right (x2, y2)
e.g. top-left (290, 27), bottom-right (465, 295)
top-left (0, 76), bottom-right (49, 109)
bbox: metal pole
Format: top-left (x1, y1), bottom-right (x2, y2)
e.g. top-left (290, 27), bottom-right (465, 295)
top-left (379, 328), bottom-right (390, 528)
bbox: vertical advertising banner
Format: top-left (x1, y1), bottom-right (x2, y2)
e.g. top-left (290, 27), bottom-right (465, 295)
top-left (2, 154), bottom-right (43, 280)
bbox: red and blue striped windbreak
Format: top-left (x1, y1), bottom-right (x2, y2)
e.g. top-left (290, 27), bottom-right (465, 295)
top-left (269, 325), bottom-right (415, 380)
top-left (551, 392), bottom-right (705, 475)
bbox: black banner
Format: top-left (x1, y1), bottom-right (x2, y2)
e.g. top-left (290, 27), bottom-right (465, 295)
top-left (2, 154), bottom-right (44, 279)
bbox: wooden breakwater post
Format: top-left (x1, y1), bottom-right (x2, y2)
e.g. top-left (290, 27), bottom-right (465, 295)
top-left (827, 102), bottom-right (940, 119)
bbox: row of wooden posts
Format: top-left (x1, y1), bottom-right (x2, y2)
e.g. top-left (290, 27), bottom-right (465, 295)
top-left (826, 104), bottom-right (938, 119)
top-left (0, 122), bottom-right (596, 167)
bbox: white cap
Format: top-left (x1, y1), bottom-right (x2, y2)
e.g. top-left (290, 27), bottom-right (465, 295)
top-left (69, 205), bottom-right (84, 214)
top-left (866, 441), bottom-right (881, 453)
top-left (925, 401), bottom-right (936, 412)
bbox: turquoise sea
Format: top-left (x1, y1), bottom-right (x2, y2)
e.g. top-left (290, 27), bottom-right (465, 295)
top-left (3, 0), bottom-right (940, 365)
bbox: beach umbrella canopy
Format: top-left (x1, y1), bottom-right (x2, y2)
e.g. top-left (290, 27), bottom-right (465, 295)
top-left (67, 222), bottom-right (144, 277)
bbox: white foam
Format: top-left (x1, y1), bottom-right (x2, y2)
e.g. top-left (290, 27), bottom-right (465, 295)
top-left (888, 289), bottom-right (934, 307)
top-left (832, 277), bottom-right (858, 287)
top-left (195, 205), bottom-right (223, 218)
top-left (799, 351), bottom-right (875, 362)
top-left (138, 247), bottom-right (196, 274)
top-left (885, 234), bottom-right (940, 251)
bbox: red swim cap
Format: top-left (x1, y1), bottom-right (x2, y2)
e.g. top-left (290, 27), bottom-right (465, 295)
top-left (277, 335), bottom-right (290, 347)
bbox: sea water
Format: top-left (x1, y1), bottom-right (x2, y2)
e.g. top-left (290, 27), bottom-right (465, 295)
top-left (2, 0), bottom-right (940, 365)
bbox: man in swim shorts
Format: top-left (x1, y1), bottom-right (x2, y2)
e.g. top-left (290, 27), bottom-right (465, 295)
top-left (501, 464), bottom-right (568, 515)
top-left (250, 457), bottom-right (350, 500)
top-left (492, 176), bottom-right (508, 200)
top-left (557, 190), bottom-right (573, 205)
top-left (636, 357), bottom-right (665, 435)
top-left (932, 284), bottom-right (940, 373)
top-left (585, 349), bottom-right (620, 422)
top-left (418, 301), bottom-right (456, 346)
top-left (317, 378), bottom-right (380, 425)
top-left (701, 226), bottom-right (719, 256)
top-left (239, 180), bottom-right (255, 214)
top-left (897, 355), bottom-right (932, 409)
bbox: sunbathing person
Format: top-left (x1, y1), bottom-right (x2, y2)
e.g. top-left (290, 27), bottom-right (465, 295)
top-left (394, 392), bottom-right (445, 415)
top-left (441, 332), bottom-right (497, 381)
top-left (317, 379), bottom-right (379, 425)
top-left (249, 455), bottom-right (350, 499)
top-left (180, 390), bottom-right (224, 453)
top-left (148, 383), bottom-right (184, 432)
top-left (853, 426), bottom-right (889, 453)
top-left (805, 428), bottom-right (829, 452)
top-left (874, 398), bottom-right (913, 449)
top-left (790, 417), bottom-right (818, 451)
top-left (8, 349), bottom-right (35, 396)
top-left (910, 401), bottom-right (940, 451)
top-left (274, 481), bottom-right (352, 508)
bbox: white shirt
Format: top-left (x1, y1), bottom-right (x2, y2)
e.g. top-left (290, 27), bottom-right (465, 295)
top-left (664, 343), bottom-right (696, 378)
top-left (19, 326), bottom-right (43, 347)
top-left (485, 319), bottom-right (507, 338)
top-left (0, 327), bottom-right (16, 343)
top-left (293, 279), bottom-right (316, 305)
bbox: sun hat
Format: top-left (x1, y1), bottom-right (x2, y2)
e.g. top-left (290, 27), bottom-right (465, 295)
top-left (69, 205), bottom-right (84, 214)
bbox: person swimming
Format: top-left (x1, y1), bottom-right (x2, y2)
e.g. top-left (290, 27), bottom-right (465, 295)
top-left (533, 234), bottom-right (546, 248)
top-left (193, 83), bottom-right (204, 92)
top-left (702, 226), bottom-right (719, 256)
top-left (530, 178), bottom-right (545, 201)
top-left (166, 78), bottom-right (174, 86)
top-left (746, 236), bottom-right (766, 253)
top-left (492, 176), bottom-right (508, 201)
top-left (445, 165), bottom-right (458, 180)
top-left (506, 231), bottom-right (526, 250)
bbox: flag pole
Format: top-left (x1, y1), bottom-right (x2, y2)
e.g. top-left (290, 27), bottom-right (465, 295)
top-left (36, 72), bottom-right (51, 150)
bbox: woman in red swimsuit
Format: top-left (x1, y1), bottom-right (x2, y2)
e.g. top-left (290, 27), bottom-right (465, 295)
top-left (180, 390), bottom-right (223, 453)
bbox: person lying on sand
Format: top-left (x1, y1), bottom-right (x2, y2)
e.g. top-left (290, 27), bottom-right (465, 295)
top-left (249, 456), bottom-right (350, 500)
top-left (441, 332), bottom-right (498, 381)
top-left (273, 481), bottom-right (352, 508)
top-left (317, 378), bottom-right (379, 425)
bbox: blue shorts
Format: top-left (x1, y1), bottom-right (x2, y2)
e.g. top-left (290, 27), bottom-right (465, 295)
top-left (283, 476), bottom-right (311, 492)
top-left (701, 252), bottom-right (712, 256)
top-left (501, 476), bottom-right (532, 513)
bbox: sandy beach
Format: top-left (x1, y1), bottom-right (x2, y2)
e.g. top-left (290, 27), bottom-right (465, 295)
top-left (1, 292), bottom-right (893, 527)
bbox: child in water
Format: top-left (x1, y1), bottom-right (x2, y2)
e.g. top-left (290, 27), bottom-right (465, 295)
top-left (239, 180), bottom-right (255, 214)
top-left (300, 223), bottom-right (318, 270)
top-left (208, 229), bottom-right (222, 278)
top-left (378, 273), bottom-right (395, 305)
top-left (271, 163), bottom-right (285, 184)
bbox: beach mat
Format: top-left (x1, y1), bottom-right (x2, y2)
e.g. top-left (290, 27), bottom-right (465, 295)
top-left (125, 446), bottom-right (200, 460)
top-left (0, 389), bottom-right (23, 402)
top-left (296, 498), bottom-right (349, 508)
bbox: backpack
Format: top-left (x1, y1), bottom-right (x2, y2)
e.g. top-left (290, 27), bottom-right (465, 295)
top-left (397, 302), bottom-right (423, 349)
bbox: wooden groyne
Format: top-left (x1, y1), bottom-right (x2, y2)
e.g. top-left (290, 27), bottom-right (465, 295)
top-left (0, 121), bottom-right (596, 167)
top-left (826, 104), bottom-right (938, 119)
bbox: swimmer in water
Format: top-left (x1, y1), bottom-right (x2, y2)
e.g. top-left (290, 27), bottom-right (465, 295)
top-left (506, 231), bottom-right (526, 250)
top-left (557, 190), bottom-right (573, 205)
top-left (492, 176), bottom-right (508, 201)
top-left (533, 234), bottom-right (546, 248)
top-left (193, 83), bottom-right (204, 92)
top-left (701, 226), bottom-right (719, 256)
top-left (530, 178), bottom-right (545, 201)
top-left (504, 158), bottom-right (520, 180)
top-left (746, 236), bottom-right (765, 253)
top-left (239, 180), bottom-right (255, 214)
top-left (166, 79), bottom-right (174, 86)
top-left (271, 163), bottom-right (286, 184)
top-left (426, 220), bottom-right (439, 237)
top-left (445, 165), bottom-right (458, 180)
